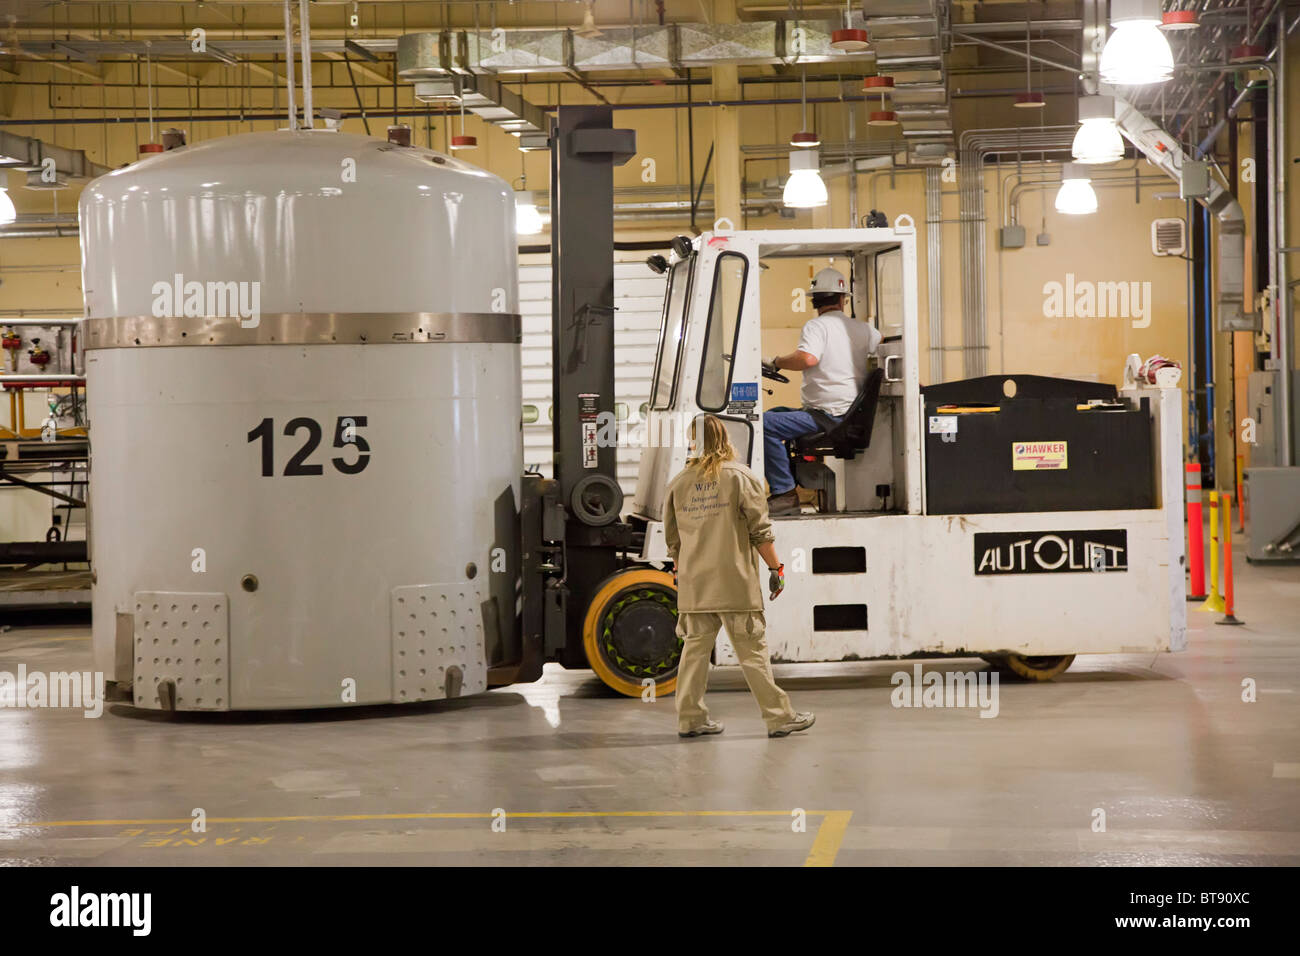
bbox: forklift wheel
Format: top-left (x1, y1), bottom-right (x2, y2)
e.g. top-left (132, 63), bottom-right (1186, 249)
top-left (983, 654), bottom-right (1076, 681)
top-left (582, 568), bottom-right (680, 698)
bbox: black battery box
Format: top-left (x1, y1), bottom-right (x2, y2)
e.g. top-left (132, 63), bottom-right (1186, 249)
top-left (922, 374), bottom-right (1155, 515)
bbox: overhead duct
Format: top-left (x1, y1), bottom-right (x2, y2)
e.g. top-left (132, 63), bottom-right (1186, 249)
top-left (0, 129), bottom-right (112, 187)
top-left (398, 18), bottom-right (875, 76)
top-left (1112, 97), bottom-right (1249, 334)
top-left (861, 0), bottom-right (951, 145)
top-left (400, 72), bottom-right (550, 150)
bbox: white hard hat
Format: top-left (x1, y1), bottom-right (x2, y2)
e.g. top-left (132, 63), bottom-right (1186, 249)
top-left (809, 267), bottom-right (848, 295)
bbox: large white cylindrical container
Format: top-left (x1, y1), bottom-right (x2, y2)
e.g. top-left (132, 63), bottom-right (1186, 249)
top-left (80, 129), bottom-right (522, 710)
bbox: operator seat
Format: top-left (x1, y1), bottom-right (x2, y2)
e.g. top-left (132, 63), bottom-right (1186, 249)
top-left (794, 367), bottom-right (885, 459)
top-left (789, 367), bottom-right (885, 513)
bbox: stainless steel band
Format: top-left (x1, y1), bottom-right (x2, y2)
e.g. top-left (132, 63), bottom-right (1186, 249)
top-left (82, 312), bottom-right (522, 349)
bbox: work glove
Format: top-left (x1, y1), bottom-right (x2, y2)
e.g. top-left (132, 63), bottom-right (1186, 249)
top-left (768, 564), bottom-right (785, 600)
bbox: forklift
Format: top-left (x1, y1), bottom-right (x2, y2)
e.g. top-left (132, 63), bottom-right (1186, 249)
top-left (498, 106), bottom-right (1186, 698)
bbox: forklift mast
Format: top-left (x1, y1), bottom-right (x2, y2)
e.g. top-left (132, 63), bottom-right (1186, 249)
top-left (517, 106), bottom-right (638, 676)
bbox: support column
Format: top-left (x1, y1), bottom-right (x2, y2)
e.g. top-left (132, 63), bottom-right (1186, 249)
top-left (710, 0), bottom-right (742, 227)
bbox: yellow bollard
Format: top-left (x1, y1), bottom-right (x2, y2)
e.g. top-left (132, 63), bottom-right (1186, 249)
top-left (1236, 454), bottom-right (1246, 532)
top-left (1200, 490), bottom-right (1226, 613)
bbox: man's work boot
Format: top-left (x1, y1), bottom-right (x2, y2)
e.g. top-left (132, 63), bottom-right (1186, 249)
top-left (768, 712), bottom-right (816, 738)
top-left (679, 719), bottom-right (725, 739)
top-left (767, 489), bottom-right (801, 516)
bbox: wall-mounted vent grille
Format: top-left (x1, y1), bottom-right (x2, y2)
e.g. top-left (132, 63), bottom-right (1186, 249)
top-left (1152, 218), bottom-right (1186, 257)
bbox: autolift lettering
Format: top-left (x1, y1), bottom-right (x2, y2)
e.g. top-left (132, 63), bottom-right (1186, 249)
top-left (973, 530), bottom-right (1127, 575)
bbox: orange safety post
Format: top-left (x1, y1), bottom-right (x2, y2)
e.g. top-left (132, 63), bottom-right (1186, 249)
top-left (1186, 463), bottom-right (1206, 601)
top-left (1218, 492), bottom-right (1244, 626)
top-left (1200, 490), bottom-right (1225, 613)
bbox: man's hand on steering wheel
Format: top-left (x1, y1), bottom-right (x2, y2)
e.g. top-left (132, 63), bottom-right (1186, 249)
top-left (762, 359), bottom-right (790, 384)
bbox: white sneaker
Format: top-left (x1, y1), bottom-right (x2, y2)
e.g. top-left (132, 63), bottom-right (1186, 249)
top-left (679, 719), bottom-right (725, 738)
top-left (768, 712), bottom-right (815, 738)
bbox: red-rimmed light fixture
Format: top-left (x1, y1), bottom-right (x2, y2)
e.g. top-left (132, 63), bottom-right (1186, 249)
top-left (138, 143), bottom-right (165, 154)
top-left (1015, 17), bottom-right (1046, 109)
top-left (830, 28), bottom-right (869, 52)
top-left (789, 70), bottom-right (818, 147)
top-left (830, 2), bottom-right (869, 51)
top-left (1160, 9), bottom-right (1199, 30)
top-left (863, 75), bottom-right (899, 127)
top-left (450, 77), bottom-right (478, 150)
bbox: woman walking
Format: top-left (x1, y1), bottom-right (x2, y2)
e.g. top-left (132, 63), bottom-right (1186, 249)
top-left (663, 414), bottom-right (815, 739)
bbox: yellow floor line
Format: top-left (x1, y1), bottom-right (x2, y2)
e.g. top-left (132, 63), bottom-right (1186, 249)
top-left (16, 809), bottom-right (847, 827)
top-left (804, 810), bottom-right (853, 867)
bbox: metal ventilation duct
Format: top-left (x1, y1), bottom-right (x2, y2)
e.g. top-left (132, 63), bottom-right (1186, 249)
top-left (861, 0), bottom-right (951, 145)
top-left (0, 130), bottom-right (112, 188)
top-left (398, 19), bottom-right (877, 76)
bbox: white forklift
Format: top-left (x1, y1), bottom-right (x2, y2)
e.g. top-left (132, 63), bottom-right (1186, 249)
top-left (516, 108), bottom-right (1186, 699)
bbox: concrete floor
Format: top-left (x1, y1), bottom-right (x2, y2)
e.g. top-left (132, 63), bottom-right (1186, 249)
top-left (1, 542), bottom-right (1297, 866)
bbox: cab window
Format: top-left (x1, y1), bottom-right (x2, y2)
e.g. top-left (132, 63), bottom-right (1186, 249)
top-left (650, 258), bottom-right (692, 410)
top-left (696, 252), bottom-right (749, 412)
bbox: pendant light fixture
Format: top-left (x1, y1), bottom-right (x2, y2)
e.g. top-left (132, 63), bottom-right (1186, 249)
top-left (783, 149), bottom-right (828, 208)
top-left (863, 75), bottom-right (897, 126)
top-left (450, 77), bottom-right (477, 149)
top-left (830, 0), bottom-right (869, 51)
top-left (0, 187), bottom-right (16, 225)
top-left (1072, 95), bottom-right (1124, 164)
top-left (1161, 9), bottom-right (1199, 31)
top-left (790, 71), bottom-right (820, 147)
top-left (514, 153), bottom-right (544, 236)
top-left (1013, 17), bottom-right (1046, 109)
top-left (1100, 0), bottom-right (1175, 86)
top-left (514, 189), bottom-right (544, 235)
top-left (1055, 162), bottom-right (1098, 215)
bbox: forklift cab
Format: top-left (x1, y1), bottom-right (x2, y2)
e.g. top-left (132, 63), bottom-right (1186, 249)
top-left (631, 221), bottom-right (923, 561)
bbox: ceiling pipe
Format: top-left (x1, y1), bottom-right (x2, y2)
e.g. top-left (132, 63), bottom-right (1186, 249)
top-left (1113, 96), bottom-right (1249, 342)
top-left (1171, 0), bottom-right (1287, 136)
top-left (950, 31), bottom-right (1081, 75)
top-left (282, 0), bottom-right (297, 131)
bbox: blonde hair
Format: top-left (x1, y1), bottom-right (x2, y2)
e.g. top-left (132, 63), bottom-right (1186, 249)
top-left (688, 414), bottom-right (736, 482)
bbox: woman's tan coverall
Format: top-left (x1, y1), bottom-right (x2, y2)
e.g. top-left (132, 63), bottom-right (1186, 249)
top-left (663, 460), bottom-right (796, 733)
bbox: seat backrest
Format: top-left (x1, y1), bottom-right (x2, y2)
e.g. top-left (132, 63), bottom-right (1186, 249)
top-left (824, 366), bottom-right (884, 457)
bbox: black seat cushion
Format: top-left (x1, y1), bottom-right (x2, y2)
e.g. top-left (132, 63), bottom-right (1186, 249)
top-left (792, 367), bottom-right (885, 460)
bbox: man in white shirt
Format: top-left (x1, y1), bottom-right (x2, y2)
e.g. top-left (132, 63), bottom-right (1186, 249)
top-left (764, 267), bottom-right (882, 515)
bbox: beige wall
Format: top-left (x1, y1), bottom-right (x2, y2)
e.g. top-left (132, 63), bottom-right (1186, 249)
top-left (1, 50), bottom-right (1275, 482)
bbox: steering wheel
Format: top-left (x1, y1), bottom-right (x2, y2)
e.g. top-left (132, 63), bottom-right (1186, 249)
top-left (761, 361), bottom-right (789, 384)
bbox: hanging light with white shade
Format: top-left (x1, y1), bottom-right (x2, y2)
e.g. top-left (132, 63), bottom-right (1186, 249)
top-left (1072, 95), bottom-right (1125, 164)
top-left (783, 149), bottom-right (828, 208)
top-left (1100, 0), bottom-right (1175, 86)
top-left (1055, 163), bottom-right (1099, 215)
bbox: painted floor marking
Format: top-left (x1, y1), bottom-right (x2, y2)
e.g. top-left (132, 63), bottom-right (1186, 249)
top-left (13, 810), bottom-right (853, 866)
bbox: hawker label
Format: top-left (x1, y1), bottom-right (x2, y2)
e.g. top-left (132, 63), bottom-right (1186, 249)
top-left (1012, 440), bottom-right (1068, 471)
top-left (973, 529), bottom-right (1128, 575)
